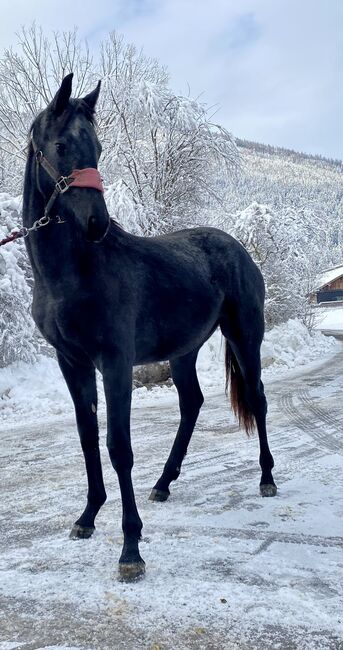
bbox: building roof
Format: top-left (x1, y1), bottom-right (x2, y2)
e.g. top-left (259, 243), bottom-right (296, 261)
top-left (314, 264), bottom-right (343, 291)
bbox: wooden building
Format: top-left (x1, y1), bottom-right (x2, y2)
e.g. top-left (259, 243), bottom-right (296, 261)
top-left (311, 264), bottom-right (343, 304)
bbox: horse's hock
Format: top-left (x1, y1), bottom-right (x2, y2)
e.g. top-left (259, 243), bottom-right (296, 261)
top-left (133, 361), bottom-right (171, 387)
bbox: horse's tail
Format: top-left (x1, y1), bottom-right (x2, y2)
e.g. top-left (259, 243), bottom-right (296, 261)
top-left (225, 340), bottom-right (255, 435)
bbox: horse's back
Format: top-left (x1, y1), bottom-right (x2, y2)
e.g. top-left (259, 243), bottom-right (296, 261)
top-left (140, 226), bottom-right (265, 305)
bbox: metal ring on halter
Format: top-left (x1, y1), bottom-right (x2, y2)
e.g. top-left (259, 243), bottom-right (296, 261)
top-left (56, 176), bottom-right (72, 194)
top-left (37, 215), bottom-right (50, 228)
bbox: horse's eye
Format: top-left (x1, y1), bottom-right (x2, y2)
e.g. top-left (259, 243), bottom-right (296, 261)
top-left (55, 143), bottom-right (66, 155)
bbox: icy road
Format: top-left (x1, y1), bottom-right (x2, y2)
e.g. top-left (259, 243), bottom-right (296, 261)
top-left (1, 346), bottom-right (343, 650)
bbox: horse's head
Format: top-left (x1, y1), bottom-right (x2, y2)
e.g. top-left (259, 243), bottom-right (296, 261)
top-left (30, 73), bottom-right (109, 242)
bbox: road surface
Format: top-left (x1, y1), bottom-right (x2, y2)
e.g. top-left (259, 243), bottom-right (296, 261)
top-left (1, 346), bottom-right (343, 649)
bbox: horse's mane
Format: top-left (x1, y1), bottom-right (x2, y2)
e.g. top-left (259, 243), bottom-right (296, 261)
top-left (108, 217), bottom-right (124, 235)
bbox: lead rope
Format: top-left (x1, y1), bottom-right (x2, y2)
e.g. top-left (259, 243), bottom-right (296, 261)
top-left (0, 213), bottom-right (66, 247)
top-left (0, 139), bottom-right (72, 247)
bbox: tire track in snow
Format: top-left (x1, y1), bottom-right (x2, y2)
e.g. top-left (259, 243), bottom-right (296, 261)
top-left (278, 390), bottom-right (342, 454)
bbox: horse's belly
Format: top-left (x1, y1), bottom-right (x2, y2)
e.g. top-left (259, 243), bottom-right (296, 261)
top-left (134, 291), bottom-right (221, 364)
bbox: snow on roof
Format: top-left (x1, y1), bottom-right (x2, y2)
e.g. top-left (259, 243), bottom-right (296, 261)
top-left (314, 263), bottom-right (343, 290)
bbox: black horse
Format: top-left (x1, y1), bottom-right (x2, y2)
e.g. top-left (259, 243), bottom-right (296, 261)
top-left (23, 74), bottom-right (276, 580)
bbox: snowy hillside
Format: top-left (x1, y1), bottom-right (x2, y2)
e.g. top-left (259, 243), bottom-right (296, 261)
top-left (233, 138), bottom-right (343, 217)
top-left (220, 138), bottom-right (342, 272)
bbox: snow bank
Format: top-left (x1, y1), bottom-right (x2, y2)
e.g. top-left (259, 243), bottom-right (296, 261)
top-left (0, 355), bottom-right (73, 426)
top-left (0, 319), bottom-right (339, 426)
top-left (261, 318), bottom-right (338, 371)
top-left (196, 318), bottom-right (339, 389)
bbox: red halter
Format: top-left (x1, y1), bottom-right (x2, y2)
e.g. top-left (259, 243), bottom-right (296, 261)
top-left (69, 168), bottom-right (104, 193)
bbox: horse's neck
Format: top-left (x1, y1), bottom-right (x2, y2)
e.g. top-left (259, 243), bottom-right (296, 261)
top-left (23, 153), bottom-right (93, 289)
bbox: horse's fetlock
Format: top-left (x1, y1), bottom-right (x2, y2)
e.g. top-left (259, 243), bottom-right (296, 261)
top-left (91, 491), bottom-right (107, 508)
top-left (123, 517), bottom-right (143, 539)
top-left (170, 466), bottom-right (181, 481)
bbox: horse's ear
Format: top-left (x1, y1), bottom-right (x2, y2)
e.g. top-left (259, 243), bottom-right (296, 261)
top-left (50, 73), bottom-right (73, 115)
top-left (82, 81), bottom-right (101, 112)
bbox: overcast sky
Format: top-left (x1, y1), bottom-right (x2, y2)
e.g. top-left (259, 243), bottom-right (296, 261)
top-left (1, 0), bottom-right (342, 159)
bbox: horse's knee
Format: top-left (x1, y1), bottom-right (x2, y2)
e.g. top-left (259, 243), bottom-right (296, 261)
top-left (107, 443), bottom-right (133, 472)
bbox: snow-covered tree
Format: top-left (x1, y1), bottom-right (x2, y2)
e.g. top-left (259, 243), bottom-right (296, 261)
top-left (0, 194), bottom-right (37, 366)
top-left (0, 25), bottom-right (94, 194)
top-left (101, 75), bottom-right (237, 233)
top-left (219, 201), bottom-right (324, 328)
top-left (0, 27), bottom-right (238, 233)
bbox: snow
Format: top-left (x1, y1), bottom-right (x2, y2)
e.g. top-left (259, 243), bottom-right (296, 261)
top-left (0, 647), bottom-right (83, 650)
top-left (0, 344), bottom-right (343, 650)
top-left (0, 193), bottom-right (37, 366)
top-left (0, 340), bottom-right (343, 649)
top-left (260, 318), bottom-right (338, 370)
top-left (313, 306), bottom-right (343, 332)
top-left (196, 318), bottom-right (338, 388)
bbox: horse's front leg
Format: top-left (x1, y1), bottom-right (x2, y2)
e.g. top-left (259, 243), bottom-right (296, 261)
top-left (102, 351), bottom-right (145, 581)
top-left (57, 353), bottom-right (107, 538)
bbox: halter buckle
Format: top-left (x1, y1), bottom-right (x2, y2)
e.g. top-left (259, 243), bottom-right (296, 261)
top-left (56, 176), bottom-right (70, 194)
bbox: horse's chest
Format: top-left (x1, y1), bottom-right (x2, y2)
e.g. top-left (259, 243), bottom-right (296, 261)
top-left (32, 290), bottom-right (105, 355)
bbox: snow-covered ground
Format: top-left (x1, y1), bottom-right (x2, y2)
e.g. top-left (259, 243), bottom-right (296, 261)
top-left (0, 320), bottom-right (342, 650)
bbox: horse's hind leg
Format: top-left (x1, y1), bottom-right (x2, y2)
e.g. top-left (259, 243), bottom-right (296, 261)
top-left (149, 349), bottom-right (204, 502)
top-left (57, 353), bottom-right (107, 538)
top-left (220, 315), bottom-right (277, 496)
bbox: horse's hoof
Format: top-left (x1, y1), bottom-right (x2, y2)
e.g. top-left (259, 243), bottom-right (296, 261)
top-left (119, 560), bottom-right (146, 582)
top-left (149, 488), bottom-right (170, 502)
top-left (260, 484), bottom-right (277, 497)
top-left (69, 524), bottom-right (95, 539)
